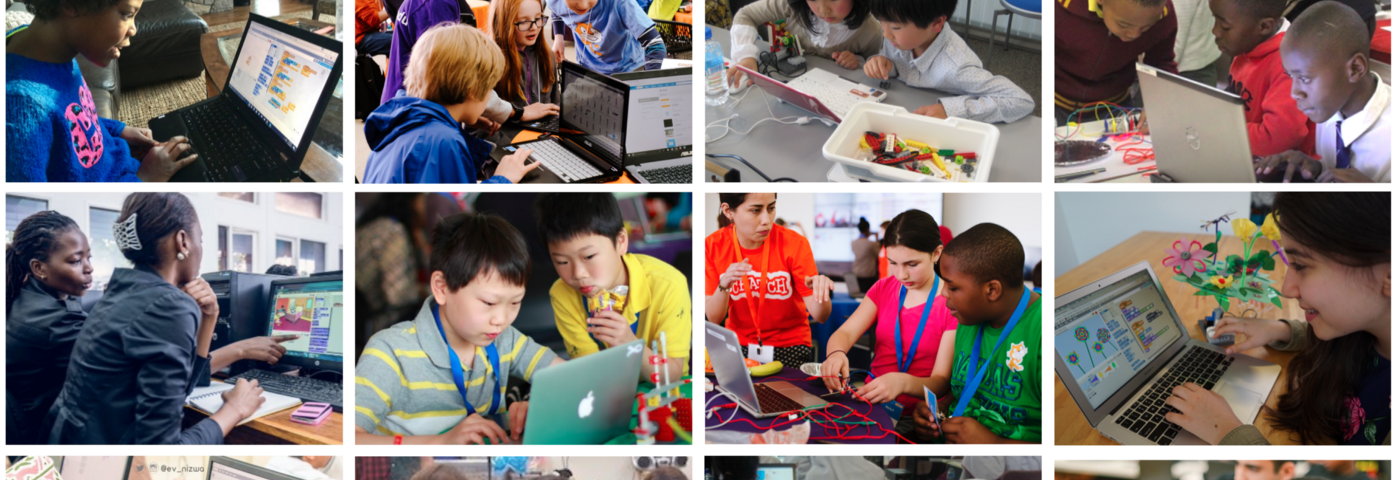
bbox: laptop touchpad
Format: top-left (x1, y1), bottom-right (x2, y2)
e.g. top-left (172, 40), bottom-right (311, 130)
top-left (1219, 381), bottom-right (1265, 423)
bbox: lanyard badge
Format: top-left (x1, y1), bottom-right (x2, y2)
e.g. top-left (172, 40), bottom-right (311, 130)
top-left (433, 303), bottom-right (504, 417)
top-left (730, 225), bottom-right (776, 364)
top-left (894, 275), bottom-right (941, 374)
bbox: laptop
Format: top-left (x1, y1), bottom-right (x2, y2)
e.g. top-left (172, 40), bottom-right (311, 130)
top-left (1135, 63), bottom-right (1258, 183)
top-left (520, 339), bottom-right (645, 444)
top-left (732, 62), bottom-right (887, 123)
top-left (149, 14), bottom-right (342, 182)
top-left (226, 275), bottom-right (344, 411)
top-left (55, 457), bottom-right (132, 480)
top-left (208, 457), bottom-right (300, 480)
top-left (615, 67), bottom-right (693, 183)
top-left (758, 464), bottom-right (797, 480)
top-left (1054, 261), bottom-right (1281, 445)
top-left (704, 322), bottom-right (828, 418)
top-left (495, 61), bottom-right (627, 183)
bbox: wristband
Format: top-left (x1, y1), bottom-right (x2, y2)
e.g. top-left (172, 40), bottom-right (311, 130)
top-left (828, 349), bottom-right (847, 358)
top-left (393, 435), bottom-right (403, 445)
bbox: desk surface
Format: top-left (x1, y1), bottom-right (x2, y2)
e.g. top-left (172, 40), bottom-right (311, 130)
top-left (185, 377), bottom-right (344, 445)
top-left (705, 368), bottom-right (898, 444)
top-left (704, 26), bottom-right (1042, 183)
top-left (1052, 231), bottom-right (1304, 445)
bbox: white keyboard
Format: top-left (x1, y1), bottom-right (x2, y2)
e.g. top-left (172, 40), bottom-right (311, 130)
top-left (526, 138), bottom-right (604, 183)
top-left (788, 75), bottom-right (882, 118)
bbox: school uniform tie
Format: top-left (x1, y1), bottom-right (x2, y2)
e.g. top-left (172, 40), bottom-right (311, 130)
top-left (1335, 122), bottom-right (1351, 169)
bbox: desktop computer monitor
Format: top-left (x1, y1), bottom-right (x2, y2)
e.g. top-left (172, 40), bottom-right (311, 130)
top-left (203, 271), bottom-right (280, 372)
top-left (208, 457), bottom-right (299, 480)
top-left (266, 274), bottom-right (344, 372)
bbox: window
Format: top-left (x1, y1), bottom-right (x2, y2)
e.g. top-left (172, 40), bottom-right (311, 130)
top-left (6, 196), bottom-right (48, 242)
top-left (299, 240), bottom-right (326, 275)
top-left (89, 207), bottom-right (130, 289)
top-left (218, 193), bottom-right (255, 203)
top-left (276, 238), bottom-right (295, 266)
top-left (218, 226), bottom-right (256, 273)
top-left (275, 193), bottom-right (323, 219)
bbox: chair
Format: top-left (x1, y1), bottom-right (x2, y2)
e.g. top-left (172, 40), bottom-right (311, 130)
top-left (988, 0), bottom-right (1041, 59)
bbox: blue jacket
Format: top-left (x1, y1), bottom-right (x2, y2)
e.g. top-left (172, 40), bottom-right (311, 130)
top-left (361, 91), bottom-right (511, 184)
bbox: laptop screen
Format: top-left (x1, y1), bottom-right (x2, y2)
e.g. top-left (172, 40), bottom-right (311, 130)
top-left (561, 65), bottom-right (625, 162)
top-left (621, 70), bottom-right (691, 161)
top-left (225, 20), bottom-right (339, 152)
top-left (60, 457), bottom-right (129, 480)
top-left (757, 465), bottom-right (797, 480)
top-left (1054, 269), bottom-right (1184, 409)
top-left (268, 279), bottom-right (344, 364)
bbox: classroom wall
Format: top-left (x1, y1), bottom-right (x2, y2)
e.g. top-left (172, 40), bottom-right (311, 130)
top-left (1054, 192), bottom-right (1251, 275)
top-left (942, 193), bottom-right (1041, 248)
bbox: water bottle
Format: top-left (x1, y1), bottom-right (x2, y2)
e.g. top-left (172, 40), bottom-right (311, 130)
top-left (705, 26), bottom-right (728, 107)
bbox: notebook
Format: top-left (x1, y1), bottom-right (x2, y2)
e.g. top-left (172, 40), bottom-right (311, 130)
top-left (187, 381), bottom-right (303, 425)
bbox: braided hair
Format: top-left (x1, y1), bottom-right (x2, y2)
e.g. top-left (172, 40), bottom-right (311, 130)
top-left (6, 211), bottom-right (79, 315)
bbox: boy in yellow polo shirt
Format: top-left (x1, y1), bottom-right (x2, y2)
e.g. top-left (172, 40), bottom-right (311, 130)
top-left (535, 193), bottom-right (690, 383)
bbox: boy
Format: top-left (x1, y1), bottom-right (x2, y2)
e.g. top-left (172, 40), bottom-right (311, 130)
top-left (1256, 1), bottom-right (1389, 182)
top-left (355, 212), bottom-right (565, 444)
top-left (362, 24), bottom-right (538, 184)
top-left (863, 0), bottom-right (1034, 123)
top-left (355, 0), bottom-right (392, 56)
top-left (535, 193), bottom-right (689, 383)
top-left (920, 223), bottom-right (1041, 444)
top-left (1211, 0), bottom-right (1315, 157)
top-left (1054, 0), bottom-right (1178, 124)
top-left (546, 0), bottom-right (665, 74)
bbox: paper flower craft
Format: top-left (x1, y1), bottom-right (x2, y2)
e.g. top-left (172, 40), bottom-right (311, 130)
top-left (1163, 237), bottom-right (1207, 277)
top-left (1165, 212), bottom-right (1288, 314)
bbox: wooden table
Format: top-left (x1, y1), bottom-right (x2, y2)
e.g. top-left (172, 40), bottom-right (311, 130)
top-left (183, 377), bottom-right (344, 444)
top-left (198, 19), bottom-right (343, 182)
top-left (1053, 231), bottom-right (1306, 445)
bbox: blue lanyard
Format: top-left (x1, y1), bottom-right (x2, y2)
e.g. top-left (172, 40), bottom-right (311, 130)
top-left (952, 288), bottom-right (1031, 417)
top-left (433, 303), bottom-right (503, 416)
top-left (894, 275), bottom-right (940, 374)
top-left (581, 295), bottom-right (640, 350)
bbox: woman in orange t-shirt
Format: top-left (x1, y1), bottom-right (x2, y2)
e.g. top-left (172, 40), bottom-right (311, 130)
top-left (705, 193), bottom-right (835, 366)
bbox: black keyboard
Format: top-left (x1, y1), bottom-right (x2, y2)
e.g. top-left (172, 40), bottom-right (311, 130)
top-left (754, 383), bottom-right (806, 414)
top-left (230, 369), bottom-right (343, 412)
top-left (180, 100), bottom-right (282, 182)
top-left (526, 115), bottom-right (559, 131)
top-left (1113, 346), bottom-right (1233, 444)
top-left (638, 164), bottom-right (689, 183)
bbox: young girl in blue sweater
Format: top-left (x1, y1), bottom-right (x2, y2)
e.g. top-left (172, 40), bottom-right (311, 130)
top-left (6, 0), bottom-right (194, 182)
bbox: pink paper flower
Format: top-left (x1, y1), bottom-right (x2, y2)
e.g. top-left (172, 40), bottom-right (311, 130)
top-left (1163, 237), bottom-right (1207, 277)
top-left (1342, 396), bottom-right (1364, 440)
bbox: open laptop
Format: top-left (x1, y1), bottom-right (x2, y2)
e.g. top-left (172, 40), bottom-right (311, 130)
top-left (226, 275), bottom-right (344, 411)
top-left (1135, 63), bottom-right (1258, 183)
top-left (616, 68), bottom-right (693, 183)
top-left (732, 62), bottom-right (886, 123)
top-left (758, 464), bottom-right (798, 480)
top-left (496, 61), bottom-right (627, 183)
top-left (208, 457), bottom-right (299, 480)
top-left (150, 13), bottom-right (342, 182)
top-left (55, 457), bottom-right (132, 480)
top-left (705, 322), bottom-right (828, 418)
top-left (1054, 261), bottom-right (1281, 445)
top-left (520, 339), bottom-right (644, 444)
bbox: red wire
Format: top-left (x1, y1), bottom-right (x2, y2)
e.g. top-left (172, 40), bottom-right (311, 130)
top-left (708, 374), bottom-right (917, 444)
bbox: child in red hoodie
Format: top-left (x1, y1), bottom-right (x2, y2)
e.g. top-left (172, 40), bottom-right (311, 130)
top-left (1210, 0), bottom-right (1315, 157)
top-left (1054, 0), bottom-right (1177, 124)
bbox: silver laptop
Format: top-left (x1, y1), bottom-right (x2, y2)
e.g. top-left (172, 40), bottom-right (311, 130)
top-left (1054, 261), bottom-right (1280, 445)
top-left (521, 339), bottom-right (644, 444)
top-left (705, 322), bottom-right (827, 418)
top-left (615, 67), bottom-right (693, 183)
top-left (1136, 63), bottom-right (1258, 183)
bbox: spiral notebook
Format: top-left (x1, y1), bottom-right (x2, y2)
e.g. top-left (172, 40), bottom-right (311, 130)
top-left (186, 381), bottom-right (303, 425)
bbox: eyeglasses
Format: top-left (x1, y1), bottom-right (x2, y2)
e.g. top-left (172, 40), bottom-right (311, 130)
top-left (514, 16), bottom-right (545, 31)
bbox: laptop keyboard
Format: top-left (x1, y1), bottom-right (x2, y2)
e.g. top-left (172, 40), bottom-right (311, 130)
top-left (525, 138), bottom-right (603, 183)
top-left (181, 100), bottom-right (281, 182)
top-left (788, 76), bottom-right (878, 118)
top-left (1113, 346), bottom-right (1233, 444)
top-left (526, 115), bottom-right (559, 131)
top-left (754, 383), bottom-right (806, 414)
top-left (637, 164), bottom-right (689, 183)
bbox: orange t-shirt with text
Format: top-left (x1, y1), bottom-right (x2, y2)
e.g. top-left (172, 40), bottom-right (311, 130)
top-left (705, 225), bottom-right (817, 348)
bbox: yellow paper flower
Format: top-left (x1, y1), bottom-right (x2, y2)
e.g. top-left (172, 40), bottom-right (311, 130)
top-left (1260, 213), bottom-right (1281, 240)
top-left (1231, 218), bottom-right (1258, 239)
top-left (1210, 275), bottom-right (1234, 289)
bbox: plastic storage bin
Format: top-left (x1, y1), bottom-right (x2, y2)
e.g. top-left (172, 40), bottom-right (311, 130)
top-left (821, 102), bottom-right (1000, 182)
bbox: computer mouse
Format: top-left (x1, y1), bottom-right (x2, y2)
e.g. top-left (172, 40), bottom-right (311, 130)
top-left (729, 72), bottom-right (748, 94)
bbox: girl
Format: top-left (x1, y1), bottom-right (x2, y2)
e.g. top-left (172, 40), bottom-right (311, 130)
top-left (705, 193), bottom-right (835, 366)
top-left (1165, 192), bottom-right (1390, 445)
top-left (486, 0), bottom-right (562, 123)
top-left (820, 209), bottom-right (956, 437)
top-left (45, 193), bottom-right (264, 444)
top-left (727, 0), bottom-right (883, 86)
top-left (5, 212), bottom-right (92, 444)
top-left (6, 0), bottom-right (195, 181)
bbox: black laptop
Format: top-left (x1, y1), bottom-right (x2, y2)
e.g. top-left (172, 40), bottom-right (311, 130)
top-left (491, 60), bottom-right (627, 183)
top-left (614, 67), bottom-right (692, 183)
top-left (149, 13), bottom-right (343, 182)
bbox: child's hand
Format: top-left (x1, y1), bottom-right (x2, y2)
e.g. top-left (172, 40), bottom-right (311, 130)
top-left (819, 350), bottom-right (849, 392)
top-left (914, 104), bottom-right (948, 119)
top-left (728, 58), bottom-right (758, 87)
top-left (805, 274), bottom-right (835, 303)
top-left (137, 136), bottom-right (198, 182)
top-left (507, 401), bottom-right (529, 442)
top-left (1255, 151), bottom-right (1321, 182)
top-left (1162, 382), bottom-right (1243, 445)
top-left (863, 55), bottom-right (893, 80)
top-left (470, 116), bottom-right (501, 136)
top-left (552, 39), bottom-right (568, 63)
top-left (587, 309), bottom-right (639, 347)
top-left (913, 401), bottom-right (942, 440)
top-left (523, 102), bottom-right (560, 121)
top-left (854, 372), bottom-right (909, 404)
top-left (832, 51), bottom-right (860, 69)
top-left (443, 413), bottom-right (508, 445)
top-left (495, 148), bottom-right (540, 183)
top-left (219, 378), bottom-right (266, 420)
top-left (1211, 316), bottom-right (1290, 355)
top-left (941, 416), bottom-right (999, 444)
top-left (718, 258), bottom-right (752, 290)
top-left (1317, 165), bottom-right (1373, 183)
top-left (121, 126), bottom-right (158, 158)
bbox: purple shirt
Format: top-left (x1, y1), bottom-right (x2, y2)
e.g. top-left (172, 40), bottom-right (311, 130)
top-left (381, 0), bottom-right (460, 105)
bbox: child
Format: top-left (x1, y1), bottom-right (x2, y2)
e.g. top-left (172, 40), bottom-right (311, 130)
top-left (6, 0), bottom-right (194, 182)
top-left (863, 0), bottom-right (1034, 123)
top-left (355, 0), bottom-right (392, 55)
top-left (355, 212), bottom-right (565, 445)
top-left (486, 0), bottom-right (562, 123)
top-left (535, 193), bottom-right (689, 382)
top-left (920, 223), bottom-right (1041, 444)
top-left (546, 0), bottom-right (665, 74)
top-left (1256, 1), bottom-right (1390, 182)
top-left (727, 0), bottom-right (883, 86)
top-left (1054, 0), bottom-right (1178, 123)
top-left (362, 24), bottom-right (540, 184)
top-left (1165, 192), bottom-right (1389, 444)
top-left (1211, 0), bottom-right (1316, 157)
